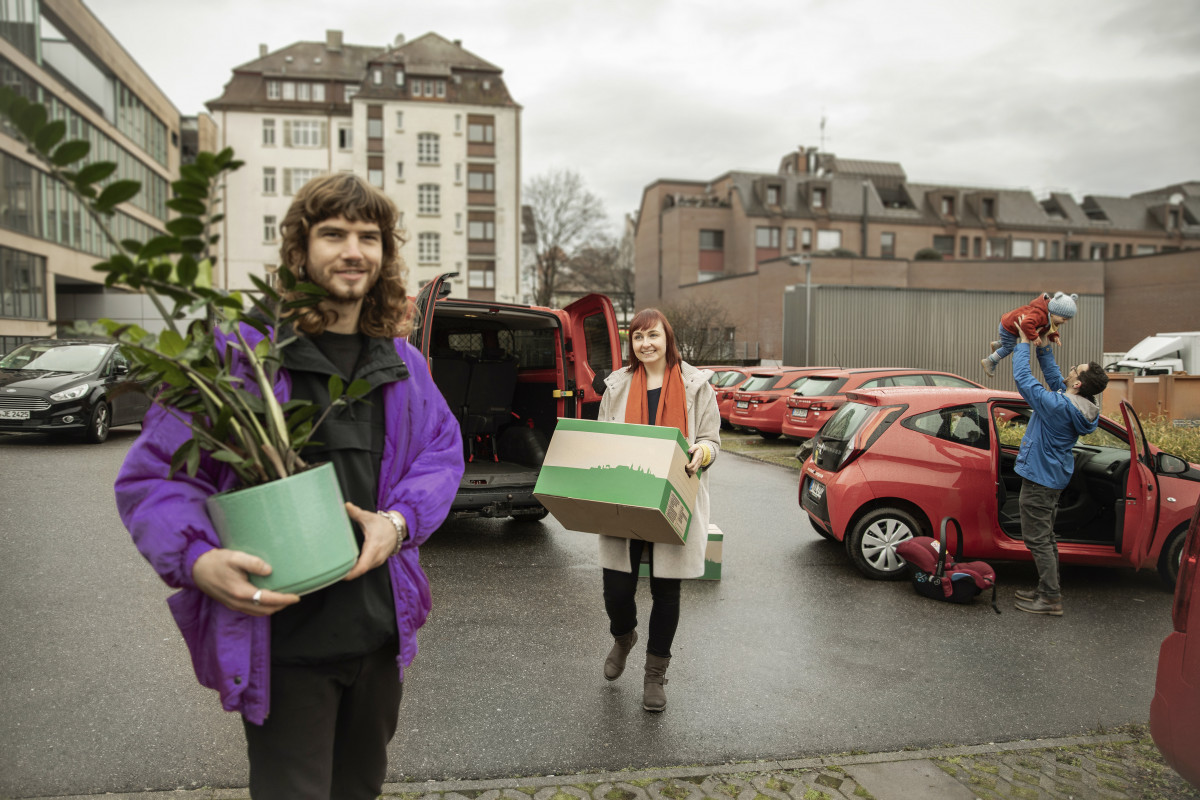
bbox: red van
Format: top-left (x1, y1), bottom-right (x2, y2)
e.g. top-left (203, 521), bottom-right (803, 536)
top-left (410, 273), bottom-right (622, 520)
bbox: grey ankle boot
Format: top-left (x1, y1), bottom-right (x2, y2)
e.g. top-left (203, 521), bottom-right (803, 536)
top-left (604, 630), bottom-right (638, 681)
top-left (642, 653), bottom-right (670, 712)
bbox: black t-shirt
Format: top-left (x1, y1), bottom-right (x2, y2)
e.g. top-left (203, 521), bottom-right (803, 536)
top-left (646, 387), bottom-right (661, 426)
top-left (269, 329), bottom-right (409, 664)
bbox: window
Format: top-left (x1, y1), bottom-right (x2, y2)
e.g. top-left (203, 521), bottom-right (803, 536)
top-left (928, 374), bottom-right (979, 388)
top-left (262, 167), bottom-right (276, 194)
top-left (373, 69), bottom-right (383, 86)
top-left (974, 237), bottom-right (983, 258)
top-left (787, 228), bottom-right (797, 251)
top-left (755, 227), bottom-right (780, 248)
top-left (468, 219), bottom-right (495, 240)
top-left (396, 161), bottom-right (404, 180)
top-left (411, 81), bottom-right (422, 98)
top-left (959, 236), bottom-right (969, 257)
top-left (436, 80), bottom-right (446, 97)
top-left (468, 122), bottom-right (494, 143)
top-left (904, 404), bottom-right (988, 450)
top-left (418, 183), bottom-right (440, 214)
top-left (424, 79), bottom-right (434, 96)
top-left (395, 70), bottom-right (405, 87)
top-left (312, 84), bottom-right (325, 102)
top-left (812, 187), bottom-right (826, 208)
top-left (289, 119), bottom-right (324, 148)
top-left (369, 168), bottom-right (383, 188)
top-left (988, 238), bottom-right (1007, 258)
top-left (816, 229), bottom-right (842, 251)
top-left (262, 118), bottom-right (276, 146)
top-left (367, 118), bottom-right (383, 138)
top-left (455, 163), bottom-right (462, 183)
top-left (941, 196), bottom-right (955, 216)
top-left (932, 235), bottom-right (955, 256)
top-left (297, 83), bottom-right (310, 102)
top-left (1136, 244), bottom-right (1156, 255)
top-left (766, 186), bottom-right (779, 205)
top-left (1012, 239), bottom-right (1034, 258)
top-left (801, 228), bottom-right (812, 248)
top-left (467, 170), bottom-right (495, 191)
top-left (266, 81), bottom-right (280, 100)
top-left (468, 261), bottom-right (495, 289)
top-left (263, 215), bottom-right (277, 242)
top-left (284, 167), bottom-right (322, 195)
top-left (0, 246), bottom-right (47, 320)
top-left (1037, 240), bottom-right (1047, 259)
top-left (455, 213), bottom-right (462, 231)
top-left (1050, 240), bottom-right (1061, 259)
top-left (395, 111), bottom-right (404, 129)
top-left (880, 232), bottom-right (895, 258)
top-left (982, 198), bottom-right (996, 218)
top-left (455, 114), bottom-right (462, 133)
top-left (338, 125), bottom-right (352, 150)
top-left (282, 82), bottom-right (295, 101)
top-left (418, 232), bottom-right (440, 263)
top-left (418, 133), bottom-right (439, 163)
top-left (344, 85), bottom-right (358, 103)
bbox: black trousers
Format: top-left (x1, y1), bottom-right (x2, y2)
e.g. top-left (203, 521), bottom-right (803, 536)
top-left (241, 644), bottom-right (402, 800)
top-left (602, 539), bottom-right (682, 658)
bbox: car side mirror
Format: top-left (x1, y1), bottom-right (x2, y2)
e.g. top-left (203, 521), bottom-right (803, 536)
top-left (1157, 452), bottom-right (1189, 475)
top-left (114, 363), bottom-right (129, 375)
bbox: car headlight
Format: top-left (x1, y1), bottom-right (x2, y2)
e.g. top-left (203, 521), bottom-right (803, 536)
top-left (50, 383), bottom-right (89, 402)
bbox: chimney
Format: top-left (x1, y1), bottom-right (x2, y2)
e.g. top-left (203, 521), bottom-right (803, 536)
top-left (326, 29), bottom-right (343, 53)
top-left (259, 43), bottom-right (268, 58)
top-left (453, 39), bottom-right (462, 47)
top-left (394, 33), bottom-right (405, 48)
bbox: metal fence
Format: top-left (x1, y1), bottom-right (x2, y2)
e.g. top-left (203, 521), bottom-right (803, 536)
top-left (783, 285), bottom-right (1105, 392)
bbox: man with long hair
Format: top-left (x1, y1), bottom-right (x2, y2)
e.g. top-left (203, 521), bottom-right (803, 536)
top-left (116, 173), bottom-right (464, 798)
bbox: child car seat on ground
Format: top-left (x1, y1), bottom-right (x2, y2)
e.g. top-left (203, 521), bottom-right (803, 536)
top-left (895, 517), bottom-right (999, 613)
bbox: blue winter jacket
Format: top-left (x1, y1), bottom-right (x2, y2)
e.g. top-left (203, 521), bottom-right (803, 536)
top-left (1013, 344), bottom-right (1100, 490)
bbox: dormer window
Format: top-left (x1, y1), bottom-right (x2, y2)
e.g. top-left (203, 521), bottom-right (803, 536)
top-left (395, 69), bottom-right (405, 87)
top-left (941, 196), bottom-right (955, 216)
top-left (766, 186), bottom-right (779, 205)
top-left (982, 197), bottom-right (995, 219)
top-left (812, 187), bottom-right (826, 209)
top-left (373, 69), bottom-right (383, 85)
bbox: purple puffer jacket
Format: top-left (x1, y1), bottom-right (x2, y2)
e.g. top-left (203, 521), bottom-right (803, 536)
top-left (115, 328), bottom-right (464, 724)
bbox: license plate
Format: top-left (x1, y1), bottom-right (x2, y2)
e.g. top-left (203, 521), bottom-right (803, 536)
top-left (808, 479), bottom-right (825, 500)
top-left (791, 408), bottom-right (808, 418)
top-left (736, 401), bottom-right (748, 409)
top-left (0, 409), bottom-right (30, 420)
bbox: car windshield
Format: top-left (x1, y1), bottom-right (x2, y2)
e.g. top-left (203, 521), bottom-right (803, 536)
top-left (716, 372), bottom-right (745, 387)
top-left (793, 377), bottom-right (845, 397)
top-left (818, 402), bottom-right (876, 442)
top-left (740, 375), bottom-right (781, 391)
top-left (0, 343), bottom-right (109, 373)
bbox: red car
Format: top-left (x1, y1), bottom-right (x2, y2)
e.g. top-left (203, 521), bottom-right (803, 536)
top-left (799, 386), bottom-right (1200, 585)
top-left (714, 367), bottom-right (783, 428)
top-left (782, 368), bottom-right (982, 441)
top-left (731, 368), bottom-right (819, 439)
top-left (701, 365), bottom-right (754, 390)
top-left (1151, 501), bottom-right (1200, 788)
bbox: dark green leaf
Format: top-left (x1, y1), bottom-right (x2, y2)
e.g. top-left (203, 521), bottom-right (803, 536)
top-left (51, 138), bottom-right (91, 166)
top-left (34, 119), bottom-right (65, 153)
top-left (277, 266), bottom-right (298, 290)
top-left (178, 238), bottom-right (206, 254)
top-left (241, 314), bottom-right (271, 338)
top-left (177, 257), bottom-right (198, 286)
top-left (152, 262), bottom-right (172, 282)
top-left (121, 239), bottom-right (144, 255)
top-left (168, 439), bottom-right (199, 479)
top-left (215, 147), bottom-right (235, 167)
top-left (96, 180), bottom-right (142, 209)
top-left (15, 102), bottom-right (46, 139)
top-left (345, 379), bottom-right (372, 399)
top-left (157, 330), bottom-right (186, 357)
top-left (195, 152), bottom-right (216, 173)
top-left (165, 217), bottom-right (205, 238)
top-left (140, 235), bottom-right (181, 259)
top-left (211, 451), bottom-right (244, 464)
top-left (327, 374), bottom-right (345, 401)
top-left (293, 282), bottom-right (328, 297)
top-left (180, 164), bottom-right (206, 183)
top-left (186, 440), bottom-right (201, 476)
top-left (166, 197), bottom-right (206, 215)
top-left (171, 178), bottom-right (209, 199)
top-left (248, 273), bottom-right (281, 301)
top-left (75, 161), bottom-right (117, 186)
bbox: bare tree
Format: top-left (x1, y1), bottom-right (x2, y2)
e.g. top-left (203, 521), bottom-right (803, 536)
top-left (562, 234), bottom-right (634, 323)
top-left (660, 298), bottom-right (739, 365)
top-left (525, 169), bottom-right (608, 307)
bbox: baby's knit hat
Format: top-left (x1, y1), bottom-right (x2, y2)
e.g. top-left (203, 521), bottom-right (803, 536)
top-left (1047, 292), bottom-right (1078, 319)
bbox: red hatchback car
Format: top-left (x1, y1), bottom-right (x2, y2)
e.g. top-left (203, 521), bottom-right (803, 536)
top-left (782, 368), bottom-right (982, 441)
top-left (799, 386), bottom-right (1200, 586)
top-left (732, 369), bottom-right (819, 439)
top-left (1151, 501), bottom-right (1200, 788)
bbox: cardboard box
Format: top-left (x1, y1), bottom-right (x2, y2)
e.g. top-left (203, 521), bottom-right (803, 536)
top-left (534, 418), bottom-right (699, 545)
top-left (639, 524), bottom-right (723, 580)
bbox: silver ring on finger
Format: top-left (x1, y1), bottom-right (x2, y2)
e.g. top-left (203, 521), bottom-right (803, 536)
top-left (252, 589), bottom-right (263, 606)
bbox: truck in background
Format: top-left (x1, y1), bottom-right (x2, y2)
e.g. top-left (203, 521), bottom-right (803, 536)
top-left (1106, 332), bottom-right (1200, 376)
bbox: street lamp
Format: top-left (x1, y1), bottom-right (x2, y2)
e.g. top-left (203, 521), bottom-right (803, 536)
top-left (789, 254), bottom-right (812, 366)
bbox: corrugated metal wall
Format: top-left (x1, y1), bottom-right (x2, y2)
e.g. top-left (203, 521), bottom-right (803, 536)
top-left (783, 286), bottom-right (1104, 392)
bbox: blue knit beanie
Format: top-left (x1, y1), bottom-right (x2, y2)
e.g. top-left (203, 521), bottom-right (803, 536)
top-left (1047, 292), bottom-right (1078, 319)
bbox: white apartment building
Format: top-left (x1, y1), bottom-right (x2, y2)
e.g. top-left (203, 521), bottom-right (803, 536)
top-left (208, 31), bottom-right (522, 303)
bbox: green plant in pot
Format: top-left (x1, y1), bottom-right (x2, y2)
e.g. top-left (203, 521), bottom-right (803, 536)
top-left (0, 87), bottom-right (367, 594)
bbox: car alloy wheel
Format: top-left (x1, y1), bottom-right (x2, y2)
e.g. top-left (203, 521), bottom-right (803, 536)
top-left (85, 402), bottom-right (110, 444)
top-left (847, 507), bottom-right (921, 580)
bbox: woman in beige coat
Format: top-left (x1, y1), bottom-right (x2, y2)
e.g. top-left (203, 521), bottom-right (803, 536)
top-left (595, 308), bottom-right (721, 712)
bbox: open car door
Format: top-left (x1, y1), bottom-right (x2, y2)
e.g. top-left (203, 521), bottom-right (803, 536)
top-left (562, 294), bottom-right (622, 419)
top-left (1119, 400), bottom-right (1160, 568)
top-left (408, 272), bottom-right (456, 360)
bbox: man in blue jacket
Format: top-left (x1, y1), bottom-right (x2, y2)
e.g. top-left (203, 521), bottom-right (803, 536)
top-left (1011, 319), bottom-right (1109, 616)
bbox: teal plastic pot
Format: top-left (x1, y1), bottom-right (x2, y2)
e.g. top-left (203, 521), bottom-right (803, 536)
top-left (205, 462), bottom-right (359, 595)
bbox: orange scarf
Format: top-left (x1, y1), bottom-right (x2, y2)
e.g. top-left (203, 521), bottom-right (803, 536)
top-left (625, 363), bottom-right (689, 438)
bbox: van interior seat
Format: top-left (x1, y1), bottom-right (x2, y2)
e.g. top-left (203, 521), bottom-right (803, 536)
top-left (465, 350), bottom-right (519, 438)
top-left (430, 347), bottom-right (471, 428)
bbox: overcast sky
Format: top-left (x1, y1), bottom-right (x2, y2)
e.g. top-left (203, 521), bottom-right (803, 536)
top-left (86, 0), bottom-right (1200, 231)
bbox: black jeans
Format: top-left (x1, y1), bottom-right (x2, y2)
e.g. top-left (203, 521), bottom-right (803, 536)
top-left (241, 644), bottom-right (402, 800)
top-left (602, 539), bottom-right (682, 658)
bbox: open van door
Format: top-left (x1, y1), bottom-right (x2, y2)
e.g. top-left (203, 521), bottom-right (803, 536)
top-left (1119, 400), bottom-right (1160, 568)
top-left (563, 294), bottom-right (622, 419)
top-left (409, 272), bottom-right (456, 358)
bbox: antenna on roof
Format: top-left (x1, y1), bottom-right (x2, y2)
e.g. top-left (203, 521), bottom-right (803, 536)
top-left (819, 112), bottom-right (827, 152)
